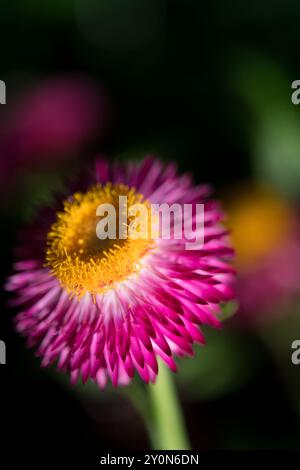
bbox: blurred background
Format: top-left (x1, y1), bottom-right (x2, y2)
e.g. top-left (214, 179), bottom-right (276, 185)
top-left (1, 0), bottom-right (300, 455)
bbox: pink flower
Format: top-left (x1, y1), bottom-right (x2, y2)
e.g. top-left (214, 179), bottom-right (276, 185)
top-left (236, 226), bottom-right (300, 325)
top-left (0, 76), bottom-right (111, 189)
top-left (6, 157), bottom-right (235, 388)
top-left (227, 185), bottom-right (300, 326)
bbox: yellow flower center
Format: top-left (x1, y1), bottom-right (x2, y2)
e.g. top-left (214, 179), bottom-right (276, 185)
top-left (46, 183), bottom-right (155, 298)
top-left (227, 186), bottom-right (295, 270)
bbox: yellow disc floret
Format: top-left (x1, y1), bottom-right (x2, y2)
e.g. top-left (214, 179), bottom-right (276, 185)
top-left (46, 183), bottom-right (155, 298)
top-left (226, 185), bottom-right (295, 269)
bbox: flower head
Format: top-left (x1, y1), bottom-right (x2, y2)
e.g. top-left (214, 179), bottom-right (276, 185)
top-left (6, 157), bottom-right (235, 388)
top-left (0, 76), bottom-right (111, 192)
top-left (227, 185), bottom-right (300, 325)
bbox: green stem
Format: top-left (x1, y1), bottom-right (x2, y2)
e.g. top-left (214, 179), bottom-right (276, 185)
top-left (147, 362), bottom-right (191, 450)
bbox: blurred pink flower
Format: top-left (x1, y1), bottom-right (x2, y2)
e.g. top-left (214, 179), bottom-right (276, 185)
top-left (0, 76), bottom-right (111, 187)
top-left (227, 185), bottom-right (300, 326)
top-left (237, 226), bottom-right (300, 325)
